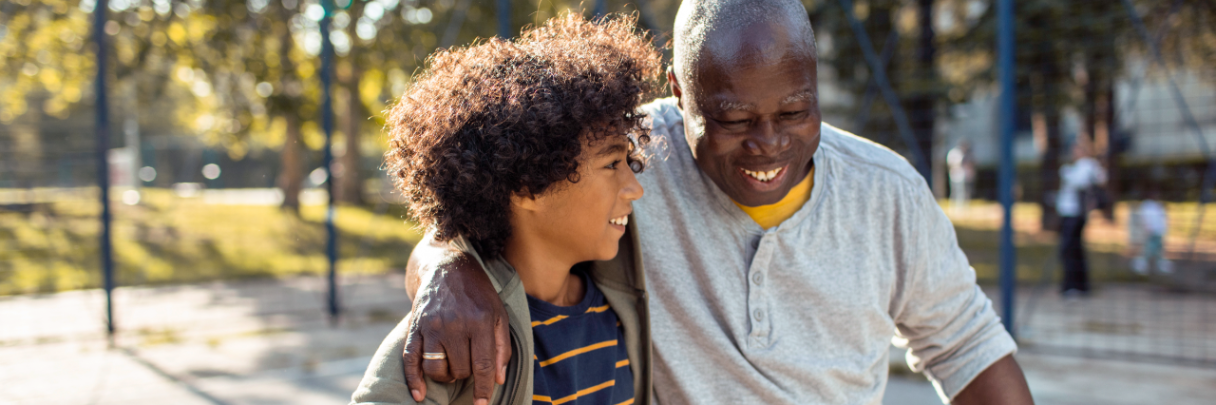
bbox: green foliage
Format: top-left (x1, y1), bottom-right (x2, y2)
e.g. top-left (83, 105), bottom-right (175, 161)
top-left (0, 188), bottom-right (422, 295)
top-left (0, 0), bottom-right (96, 122)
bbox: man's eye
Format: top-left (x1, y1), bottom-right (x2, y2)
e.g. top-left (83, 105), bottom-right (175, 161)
top-left (781, 110), bottom-right (807, 119)
top-left (717, 119), bottom-right (749, 127)
top-left (606, 160), bottom-right (622, 170)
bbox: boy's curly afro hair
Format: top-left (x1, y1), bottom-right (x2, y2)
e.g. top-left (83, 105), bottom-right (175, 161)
top-left (385, 13), bottom-right (662, 257)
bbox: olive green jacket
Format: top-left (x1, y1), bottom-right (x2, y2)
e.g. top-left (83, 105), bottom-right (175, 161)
top-left (350, 219), bottom-right (651, 405)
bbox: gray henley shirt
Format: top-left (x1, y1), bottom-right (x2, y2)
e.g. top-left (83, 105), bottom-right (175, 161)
top-left (634, 98), bottom-right (1016, 405)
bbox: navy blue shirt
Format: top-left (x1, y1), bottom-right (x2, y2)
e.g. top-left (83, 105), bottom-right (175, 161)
top-left (527, 271), bottom-right (634, 405)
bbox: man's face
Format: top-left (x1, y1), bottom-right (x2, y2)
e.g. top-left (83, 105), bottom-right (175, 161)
top-left (672, 52), bottom-right (821, 207)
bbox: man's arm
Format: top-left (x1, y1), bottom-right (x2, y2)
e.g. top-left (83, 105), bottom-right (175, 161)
top-left (952, 355), bottom-right (1033, 404)
top-left (402, 232), bottom-right (511, 405)
top-left (891, 181), bottom-right (1030, 404)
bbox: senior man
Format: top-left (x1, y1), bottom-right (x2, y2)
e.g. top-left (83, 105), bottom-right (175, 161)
top-left (393, 1), bottom-right (1032, 404)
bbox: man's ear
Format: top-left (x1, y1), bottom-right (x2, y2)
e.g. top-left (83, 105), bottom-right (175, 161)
top-left (667, 67), bottom-right (683, 110)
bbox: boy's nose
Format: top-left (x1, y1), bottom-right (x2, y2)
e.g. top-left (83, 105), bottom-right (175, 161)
top-left (622, 171), bottom-right (644, 201)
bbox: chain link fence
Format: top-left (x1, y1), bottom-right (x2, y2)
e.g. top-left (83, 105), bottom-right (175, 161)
top-left (807, 0), bottom-right (1216, 365)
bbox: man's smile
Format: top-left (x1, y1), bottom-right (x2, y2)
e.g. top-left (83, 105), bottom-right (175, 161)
top-left (740, 165), bottom-right (786, 182)
top-left (737, 163), bottom-right (790, 192)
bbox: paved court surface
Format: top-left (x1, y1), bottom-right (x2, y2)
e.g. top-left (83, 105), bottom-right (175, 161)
top-left (4, 275), bottom-right (1215, 404)
top-left (1014, 283), bottom-right (1216, 364)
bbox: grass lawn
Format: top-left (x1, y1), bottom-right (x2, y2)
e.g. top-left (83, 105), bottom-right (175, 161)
top-left (0, 188), bottom-right (422, 295)
top-left (7, 191), bottom-right (1216, 295)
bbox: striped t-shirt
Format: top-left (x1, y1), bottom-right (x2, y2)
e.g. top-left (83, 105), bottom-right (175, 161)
top-left (527, 271), bottom-right (634, 405)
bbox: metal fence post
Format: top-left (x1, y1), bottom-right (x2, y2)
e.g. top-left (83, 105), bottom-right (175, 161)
top-left (322, 0), bottom-right (339, 322)
top-left (93, 0), bottom-right (116, 341)
top-left (997, 0), bottom-right (1017, 338)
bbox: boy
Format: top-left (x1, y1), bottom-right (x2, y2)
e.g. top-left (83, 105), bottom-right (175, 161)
top-left (351, 13), bottom-right (661, 405)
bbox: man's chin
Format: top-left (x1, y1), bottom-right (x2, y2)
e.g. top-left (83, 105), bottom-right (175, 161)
top-left (727, 186), bottom-right (791, 207)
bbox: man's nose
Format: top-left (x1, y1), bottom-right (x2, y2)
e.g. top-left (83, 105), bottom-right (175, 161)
top-left (742, 120), bottom-right (791, 156)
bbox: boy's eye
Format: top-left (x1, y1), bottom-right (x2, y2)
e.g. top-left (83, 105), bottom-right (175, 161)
top-left (606, 159), bottom-right (622, 170)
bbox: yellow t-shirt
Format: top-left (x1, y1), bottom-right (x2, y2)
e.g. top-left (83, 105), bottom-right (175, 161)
top-left (733, 168), bottom-right (815, 229)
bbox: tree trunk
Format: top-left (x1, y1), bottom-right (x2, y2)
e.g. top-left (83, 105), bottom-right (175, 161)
top-left (337, 66), bottom-right (365, 205)
top-left (1098, 29), bottom-right (1120, 208)
top-left (1031, 13), bottom-right (1062, 231)
top-left (332, 1), bottom-right (367, 206)
top-left (280, 114), bottom-right (303, 213)
top-left (1036, 109), bottom-right (1062, 230)
top-left (277, 26), bottom-right (303, 214)
top-left (1081, 65), bottom-right (1098, 148)
top-left (1081, 53), bottom-right (1116, 219)
top-left (1101, 77), bottom-right (1118, 202)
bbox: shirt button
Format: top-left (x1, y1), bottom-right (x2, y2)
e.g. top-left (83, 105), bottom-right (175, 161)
top-left (752, 272), bottom-right (764, 285)
top-left (753, 309), bottom-right (765, 322)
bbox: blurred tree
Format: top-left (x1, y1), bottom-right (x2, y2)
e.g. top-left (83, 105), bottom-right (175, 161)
top-left (1125, 0), bottom-right (1216, 202)
top-left (1133, 0), bottom-right (1216, 76)
top-left (333, 0), bottom-right (655, 205)
top-left (961, 0), bottom-right (1212, 223)
top-left (0, 0), bottom-right (95, 124)
top-left (183, 0), bottom-right (629, 208)
top-left (0, 0), bottom-right (205, 189)
top-left (1, 0), bottom-right (668, 202)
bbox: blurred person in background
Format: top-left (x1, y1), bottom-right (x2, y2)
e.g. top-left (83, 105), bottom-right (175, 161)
top-left (351, 14), bottom-right (660, 405)
top-left (1131, 190), bottom-right (1171, 275)
top-left (947, 139), bottom-right (976, 212)
top-left (1056, 141), bottom-right (1107, 296)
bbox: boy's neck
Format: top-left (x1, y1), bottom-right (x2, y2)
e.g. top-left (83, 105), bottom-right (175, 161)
top-left (502, 232), bottom-right (585, 306)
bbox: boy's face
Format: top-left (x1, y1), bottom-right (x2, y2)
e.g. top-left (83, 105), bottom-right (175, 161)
top-left (511, 135), bottom-right (644, 262)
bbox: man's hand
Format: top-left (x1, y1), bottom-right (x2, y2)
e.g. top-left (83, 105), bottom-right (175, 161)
top-left (402, 233), bottom-right (511, 405)
top-left (952, 355), bottom-right (1033, 405)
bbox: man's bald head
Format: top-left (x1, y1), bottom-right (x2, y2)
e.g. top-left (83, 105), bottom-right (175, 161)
top-left (672, 0), bottom-right (817, 91)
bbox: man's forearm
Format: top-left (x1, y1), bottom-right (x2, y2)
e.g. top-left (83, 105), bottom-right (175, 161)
top-left (952, 355), bottom-right (1033, 405)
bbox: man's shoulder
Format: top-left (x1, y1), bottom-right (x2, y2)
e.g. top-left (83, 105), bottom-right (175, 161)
top-left (819, 123), bottom-right (925, 187)
top-left (635, 97), bottom-right (693, 180)
top-left (640, 97), bottom-right (680, 119)
top-left (640, 97), bottom-right (682, 142)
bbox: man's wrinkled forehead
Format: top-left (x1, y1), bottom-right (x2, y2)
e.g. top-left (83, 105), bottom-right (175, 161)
top-left (691, 39), bottom-right (818, 115)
